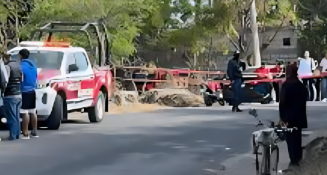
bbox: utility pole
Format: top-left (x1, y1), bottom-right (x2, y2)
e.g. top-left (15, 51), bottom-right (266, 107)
top-left (250, 0), bottom-right (261, 67)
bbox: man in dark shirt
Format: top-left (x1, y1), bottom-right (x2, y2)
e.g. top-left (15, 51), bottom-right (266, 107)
top-left (227, 51), bottom-right (243, 112)
top-left (279, 64), bottom-right (308, 166)
top-left (3, 54), bottom-right (22, 140)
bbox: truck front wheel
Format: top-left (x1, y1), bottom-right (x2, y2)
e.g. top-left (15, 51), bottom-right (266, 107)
top-left (45, 95), bottom-right (63, 130)
top-left (88, 91), bottom-right (105, 123)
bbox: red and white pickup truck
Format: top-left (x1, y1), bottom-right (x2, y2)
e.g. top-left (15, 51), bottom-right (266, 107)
top-left (7, 41), bottom-right (114, 129)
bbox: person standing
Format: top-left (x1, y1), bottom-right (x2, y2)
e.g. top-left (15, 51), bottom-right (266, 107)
top-left (320, 53), bottom-right (327, 101)
top-left (3, 54), bottom-right (22, 140)
top-left (280, 64), bottom-right (308, 166)
top-left (19, 49), bottom-right (38, 139)
top-left (297, 51), bottom-right (316, 101)
top-left (227, 51), bottom-right (243, 112)
top-left (0, 54), bottom-right (9, 105)
top-left (0, 55), bottom-right (9, 141)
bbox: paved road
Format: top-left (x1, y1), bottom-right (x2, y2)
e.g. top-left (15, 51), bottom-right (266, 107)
top-left (0, 103), bottom-right (327, 175)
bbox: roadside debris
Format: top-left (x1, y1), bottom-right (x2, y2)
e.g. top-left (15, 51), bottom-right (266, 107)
top-left (285, 137), bottom-right (327, 175)
top-left (113, 88), bottom-right (204, 108)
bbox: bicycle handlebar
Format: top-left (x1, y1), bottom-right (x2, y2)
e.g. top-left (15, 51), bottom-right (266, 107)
top-left (274, 127), bottom-right (298, 133)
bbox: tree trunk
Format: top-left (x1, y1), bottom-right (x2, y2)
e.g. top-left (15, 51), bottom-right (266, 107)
top-left (250, 0), bottom-right (261, 67)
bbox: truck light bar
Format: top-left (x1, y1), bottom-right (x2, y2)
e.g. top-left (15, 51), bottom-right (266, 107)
top-left (43, 42), bottom-right (70, 48)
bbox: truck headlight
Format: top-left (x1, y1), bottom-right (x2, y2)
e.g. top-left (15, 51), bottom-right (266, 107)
top-left (37, 81), bottom-right (50, 89)
top-left (38, 84), bottom-right (46, 89)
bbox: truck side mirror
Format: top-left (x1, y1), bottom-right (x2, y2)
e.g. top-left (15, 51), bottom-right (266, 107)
top-left (68, 64), bottom-right (78, 73)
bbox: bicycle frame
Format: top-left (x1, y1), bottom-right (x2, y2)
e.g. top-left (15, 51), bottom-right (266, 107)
top-left (253, 130), bottom-right (280, 175)
top-left (250, 109), bottom-right (297, 175)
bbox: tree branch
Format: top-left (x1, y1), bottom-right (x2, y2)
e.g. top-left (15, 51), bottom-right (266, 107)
top-left (227, 34), bottom-right (239, 51)
top-left (269, 16), bottom-right (286, 43)
top-left (295, 0), bottom-right (314, 12)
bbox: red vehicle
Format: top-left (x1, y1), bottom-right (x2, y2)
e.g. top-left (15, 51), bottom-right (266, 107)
top-left (222, 61), bottom-right (286, 105)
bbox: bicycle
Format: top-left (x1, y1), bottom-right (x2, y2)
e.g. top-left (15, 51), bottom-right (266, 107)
top-left (249, 109), bottom-right (297, 175)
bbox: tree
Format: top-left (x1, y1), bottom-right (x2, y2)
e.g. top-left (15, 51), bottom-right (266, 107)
top-left (223, 0), bottom-right (297, 65)
top-left (21, 0), bottom-right (155, 62)
top-left (296, 0), bottom-right (327, 59)
top-left (140, 0), bottom-right (297, 69)
top-left (0, 0), bottom-right (32, 55)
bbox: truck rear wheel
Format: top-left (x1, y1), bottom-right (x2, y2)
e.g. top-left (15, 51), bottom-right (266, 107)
top-left (45, 95), bottom-right (63, 130)
top-left (88, 92), bottom-right (105, 123)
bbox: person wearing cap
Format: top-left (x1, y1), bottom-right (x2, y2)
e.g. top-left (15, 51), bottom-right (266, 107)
top-left (3, 53), bottom-right (22, 140)
top-left (19, 49), bottom-right (38, 139)
top-left (280, 64), bottom-right (308, 166)
top-left (227, 51), bottom-right (243, 112)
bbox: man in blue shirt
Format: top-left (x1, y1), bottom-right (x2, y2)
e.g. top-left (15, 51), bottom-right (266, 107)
top-left (19, 49), bottom-right (38, 139)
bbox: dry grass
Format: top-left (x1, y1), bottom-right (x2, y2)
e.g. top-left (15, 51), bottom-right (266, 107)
top-left (109, 103), bottom-right (164, 114)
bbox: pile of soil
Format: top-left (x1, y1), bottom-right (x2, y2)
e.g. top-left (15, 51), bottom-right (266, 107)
top-left (150, 89), bottom-right (204, 107)
top-left (113, 88), bottom-right (204, 108)
top-left (157, 93), bottom-right (203, 107)
top-left (285, 137), bottom-right (327, 175)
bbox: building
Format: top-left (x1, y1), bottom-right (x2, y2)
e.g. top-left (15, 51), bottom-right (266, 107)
top-left (260, 26), bottom-right (299, 64)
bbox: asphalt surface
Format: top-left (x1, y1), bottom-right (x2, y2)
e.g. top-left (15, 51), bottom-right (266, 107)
top-left (1, 103), bottom-right (327, 175)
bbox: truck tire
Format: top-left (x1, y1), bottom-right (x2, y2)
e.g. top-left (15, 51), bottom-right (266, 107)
top-left (45, 95), bottom-right (63, 130)
top-left (88, 91), bottom-right (105, 123)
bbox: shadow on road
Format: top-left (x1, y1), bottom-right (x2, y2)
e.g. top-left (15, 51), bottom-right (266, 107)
top-left (62, 120), bottom-right (90, 124)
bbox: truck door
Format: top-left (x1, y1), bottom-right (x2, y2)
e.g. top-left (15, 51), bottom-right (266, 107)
top-left (65, 52), bottom-right (94, 110)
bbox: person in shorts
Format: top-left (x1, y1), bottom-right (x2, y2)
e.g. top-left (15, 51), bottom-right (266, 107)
top-left (19, 49), bottom-right (38, 139)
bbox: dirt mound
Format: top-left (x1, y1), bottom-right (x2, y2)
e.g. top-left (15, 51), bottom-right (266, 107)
top-left (113, 88), bottom-right (204, 108)
top-left (285, 137), bottom-right (327, 175)
top-left (157, 93), bottom-right (203, 107)
top-left (150, 88), bottom-right (204, 107)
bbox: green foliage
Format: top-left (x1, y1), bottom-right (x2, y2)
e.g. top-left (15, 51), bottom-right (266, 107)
top-left (112, 25), bottom-right (138, 59)
top-left (0, 0), bottom-right (31, 54)
top-left (297, 0), bottom-right (327, 59)
top-left (298, 24), bottom-right (327, 59)
top-left (4, 0), bottom-right (298, 66)
top-left (22, 0), bottom-right (150, 60)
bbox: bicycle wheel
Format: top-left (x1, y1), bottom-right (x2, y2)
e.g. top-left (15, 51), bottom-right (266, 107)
top-left (259, 146), bottom-right (279, 175)
top-left (270, 146), bottom-right (279, 175)
top-left (259, 146), bottom-right (271, 175)
top-left (259, 146), bottom-right (268, 175)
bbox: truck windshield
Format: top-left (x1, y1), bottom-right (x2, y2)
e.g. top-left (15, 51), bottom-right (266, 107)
top-left (11, 50), bottom-right (64, 70)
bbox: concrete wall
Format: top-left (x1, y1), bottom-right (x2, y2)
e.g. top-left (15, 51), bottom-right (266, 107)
top-left (260, 27), bottom-right (299, 62)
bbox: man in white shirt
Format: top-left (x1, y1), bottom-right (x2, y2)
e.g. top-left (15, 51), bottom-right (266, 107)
top-left (298, 51), bottom-right (316, 101)
top-left (320, 53), bottom-right (327, 101)
top-left (298, 51), bottom-right (316, 77)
